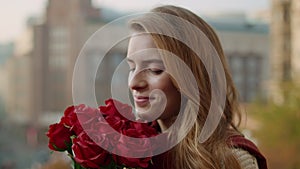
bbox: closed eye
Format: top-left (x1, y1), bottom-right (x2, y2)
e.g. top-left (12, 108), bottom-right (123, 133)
top-left (129, 67), bottom-right (136, 72)
top-left (149, 68), bottom-right (164, 75)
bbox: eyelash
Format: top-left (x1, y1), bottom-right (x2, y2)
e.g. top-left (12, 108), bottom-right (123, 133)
top-left (149, 69), bottom-right (163, 75)
top-left (129, 68), bottom-right (163, 75)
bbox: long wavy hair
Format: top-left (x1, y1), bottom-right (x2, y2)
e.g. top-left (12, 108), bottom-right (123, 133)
top-left (129, 5), bottom-right (242, 169)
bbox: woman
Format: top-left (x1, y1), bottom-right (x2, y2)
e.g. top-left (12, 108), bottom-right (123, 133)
top-left (126, 5), bottom-right (267, 169)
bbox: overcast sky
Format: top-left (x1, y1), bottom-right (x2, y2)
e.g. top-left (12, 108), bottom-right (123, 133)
top-left (0, 0), bottom-right (270, 43)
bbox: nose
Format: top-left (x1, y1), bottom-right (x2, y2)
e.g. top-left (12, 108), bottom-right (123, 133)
top-left (128, 71), bottom-right (148, 91)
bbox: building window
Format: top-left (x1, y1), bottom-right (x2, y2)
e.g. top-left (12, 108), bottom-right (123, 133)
top-left (49, 26), bottom-right (69, 69)
top-left (282, 1), bottom-right (291, 23)
top-left (228, 53), bottom-right (262, 102)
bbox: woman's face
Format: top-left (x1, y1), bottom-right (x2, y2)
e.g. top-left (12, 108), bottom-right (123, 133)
top-left (127, 34), bottom-right (181, 122)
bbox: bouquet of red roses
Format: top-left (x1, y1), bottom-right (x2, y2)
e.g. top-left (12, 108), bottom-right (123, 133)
top-left (46, 99), bottom-right (160, 169)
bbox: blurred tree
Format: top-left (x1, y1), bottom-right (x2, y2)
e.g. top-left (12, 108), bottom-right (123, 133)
top-left (249, 82), bottom-right (300, 169)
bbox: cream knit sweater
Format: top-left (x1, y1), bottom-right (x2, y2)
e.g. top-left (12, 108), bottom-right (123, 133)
top-left (233, 148), bottom-right (259, 169)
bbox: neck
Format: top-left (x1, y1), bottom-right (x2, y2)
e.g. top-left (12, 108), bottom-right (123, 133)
top-left (157, 97), bottom-right (187, 132)
top-left (157, 118), bottom-right (175, 132)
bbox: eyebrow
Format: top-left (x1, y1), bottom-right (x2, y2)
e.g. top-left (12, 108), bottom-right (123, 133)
top-left (126, 58), bottom-right (164, 65)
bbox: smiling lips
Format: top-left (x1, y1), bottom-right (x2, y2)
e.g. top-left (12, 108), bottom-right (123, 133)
top-left (134, 96), bottom-right (155, 107)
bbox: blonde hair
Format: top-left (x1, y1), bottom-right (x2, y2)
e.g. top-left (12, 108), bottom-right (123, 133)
top-left (129, 5), bottom-right (242, 169)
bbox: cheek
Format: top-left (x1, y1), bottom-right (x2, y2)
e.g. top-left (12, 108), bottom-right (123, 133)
top-left (153, 77), bottom-right (181, 117)
top-left (151, 74), bottom-right (178, 95)
top-left (155, 76), bottom-right (179, 98)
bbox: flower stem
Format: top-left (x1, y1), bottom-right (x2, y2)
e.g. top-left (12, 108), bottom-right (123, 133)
top-left (74, 162), bottom-right (83, 169)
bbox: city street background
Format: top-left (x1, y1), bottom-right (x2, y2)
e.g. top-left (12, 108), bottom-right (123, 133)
top-left (1, 0), bottom-right (299, 169)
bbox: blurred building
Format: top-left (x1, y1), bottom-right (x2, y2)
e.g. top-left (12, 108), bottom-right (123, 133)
top-left (45, 0), bottom-right (102, 113)
top-left (6, 20), bottom-right (36, 124)
top-left (42, 0), bottom-right (128, 125)
top-left (5, 0), bottom-right (128, 127)
top-left (5, 0), bottom-right (271, 130)
top-left (0, 42), bottom-right (14, 115)
top-left (207, 14), bottom-right (269, 102)
top-left (270, 0), bottom-right (300, 102)
top-left (0, 43), bottom-right (14, 97)
top-left (0, 43), bottom-right (14, 65)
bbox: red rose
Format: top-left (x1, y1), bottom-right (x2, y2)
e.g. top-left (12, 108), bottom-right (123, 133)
top-left (105, 114), bottom-right (128, 132)
top-left (60, 105), bottom-right (82, 135)
top-left (91, 119), bottom-right (119, 152)
top-left (100, 99), bottom-right (136, 132)
top-left (75, 105), bottom-right (102, 131)
top-left (113, 122), bottom-right (159, 168)
top-left (46, 123), bottom-right (72, 151)
top-left (47, 99), bottom-right (161, 169)
top-left (127, 122), bottom-right (158, 138)
top-left (100, 99), bottom-right (135, 121)
top-left (113, 134), bottom-right (153, 168)
top-left (60, 105), bottom-right (77, 126)
top-left (72, 132), bottom-right (111, 169)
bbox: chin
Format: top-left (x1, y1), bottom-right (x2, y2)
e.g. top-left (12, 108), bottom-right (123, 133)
top-left (135, 107), bottom-right (163, 122)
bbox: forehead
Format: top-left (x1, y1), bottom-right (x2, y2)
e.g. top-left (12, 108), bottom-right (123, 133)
top-left (127, 34), bottom-right (161, 60)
